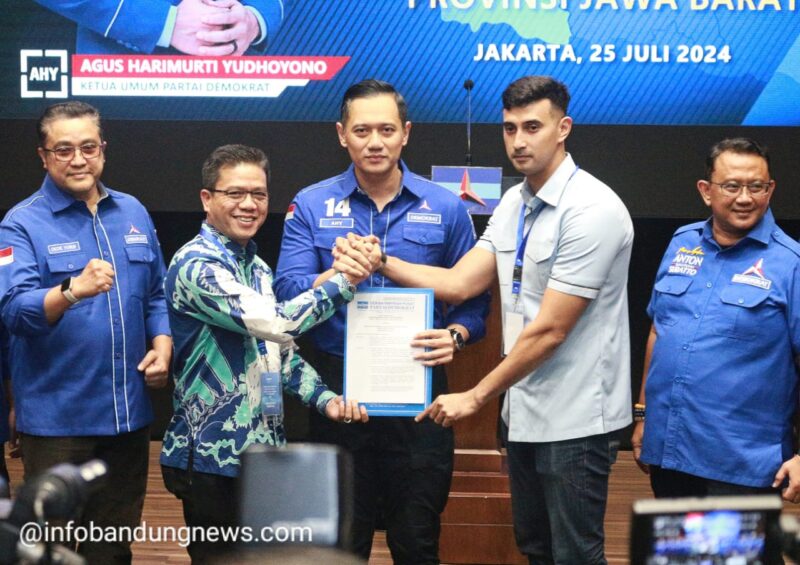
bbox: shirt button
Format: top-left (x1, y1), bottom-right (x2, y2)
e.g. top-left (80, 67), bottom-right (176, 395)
top-left (694, 313), bottom-right (700, 319)
top-left (67, 263), bottom-right (74, 269)
top-left (737, 298), bottom-right (744, 304)
top-left (706, 282), bottom-right (712, 288)
top-left (103, 251), bottom-right (109, 257)
top-left (114, 353), bottom-right (122, 359)
top-left (682, 344), bottom-right (689, 350)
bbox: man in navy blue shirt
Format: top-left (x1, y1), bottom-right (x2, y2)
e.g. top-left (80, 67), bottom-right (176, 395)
top-left (633, 138), bottom-right (800, 504)
top-left (0, 101), bottom-right (171, 563)
top-left (274, 79), bottom-right (489, 563)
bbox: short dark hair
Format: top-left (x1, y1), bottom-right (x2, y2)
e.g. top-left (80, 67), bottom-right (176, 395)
top-left (501, 76), bottom-right (570, 115)
top-left (340, 79), bottom-right (408, 125)
top-left (705, 138), bottom-right (770, 180)
top-left (202, 144), bottom-right (270, 189)
top-left (37, 101), bottom-right (102, 146)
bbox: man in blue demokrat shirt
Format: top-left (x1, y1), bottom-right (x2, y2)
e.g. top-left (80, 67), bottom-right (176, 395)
top-left (274, 79), bottom-right (490, 564)
top-left (160, 144), bottom-right (371, 562)
top-left (34, 0), bottom-right (283, 56)
top-left (632, 138), bottom-right (800, 504)
top-left (0, 101), bottom-right (172, 564)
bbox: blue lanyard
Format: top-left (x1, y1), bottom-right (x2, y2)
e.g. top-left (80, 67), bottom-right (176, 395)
top-left (512, 202), bottom-right (542, 296)
top-left (512, 167), bottom-right (579, 297)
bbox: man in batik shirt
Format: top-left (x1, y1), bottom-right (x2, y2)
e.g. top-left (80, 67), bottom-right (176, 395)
top-left (160, 144), bottom-right (373, 562)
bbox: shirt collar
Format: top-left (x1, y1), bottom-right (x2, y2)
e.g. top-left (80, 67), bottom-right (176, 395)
top-left (337, 160), bottom-right (423, 201)
top-left (201, 221), bottom-right (257, 259)
top-left (701, 208), bottom-right (775, 247)
top-left (521, 153), bottom-right (577, 210)
top-left (42, 174), bottom-right (115, 213)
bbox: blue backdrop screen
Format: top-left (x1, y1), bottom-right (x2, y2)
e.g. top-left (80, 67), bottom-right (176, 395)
top-left (4, 1), bottom-right (800, 125)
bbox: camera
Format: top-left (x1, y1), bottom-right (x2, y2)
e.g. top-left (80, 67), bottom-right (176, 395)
top-left (0, 460), bottom-right (107, 565)
top-left (629, 495), bottom-right (800, 565)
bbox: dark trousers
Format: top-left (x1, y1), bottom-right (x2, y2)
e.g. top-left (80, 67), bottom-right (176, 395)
top-left (650, 465), bottom-right (780, 498)
top-left (19, 427), bottom-right (150, 565)
top-left (506, 429), bottom-right (619, 565)
top-left (161, 465), bottom-right (238, 564)
top-left (307, 349), bottom-right (454, 565)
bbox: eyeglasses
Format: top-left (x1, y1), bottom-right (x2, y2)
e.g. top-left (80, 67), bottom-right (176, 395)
top-left (42, 142), bottom-right (105, 162)
top-left (709, 180), bottom-right (773, 196)
top-left (208, 188), bottom-right (269, 203)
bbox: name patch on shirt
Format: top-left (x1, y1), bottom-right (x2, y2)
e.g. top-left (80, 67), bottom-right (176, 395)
top-left (668, 246), bottom-right (704, 276)
top-left (124, 234), bottom-right (149, 245)
top-left (319, 218), bottom-right (354, 229)
top-left (406, 212), bottom-right (442, 225)
top-left (48, 242), bottom-right (80, 255)
top-left (731, 274), bottom-right (772, 290)
top-left (731, 258), bottom-right (771, 290)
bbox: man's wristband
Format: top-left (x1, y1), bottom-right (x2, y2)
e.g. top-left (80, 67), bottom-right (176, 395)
top-left (449, 328), bottom-right (466, 352)
top-left (378, 251), bottom-right (387, 271)
top-left (60, 277), bottom-right (81, 305)
top-left (333, 271), bottom-right (357, 294)
top-left (633, 403), bottom-right (646, 422)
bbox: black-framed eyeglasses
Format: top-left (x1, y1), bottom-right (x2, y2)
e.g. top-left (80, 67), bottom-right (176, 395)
top-left (42, 142), bottom-right (105, 162)
top-left (208, 188), bottom-right (269, 203)
top-left (708, 180), bottom-right (773, 196)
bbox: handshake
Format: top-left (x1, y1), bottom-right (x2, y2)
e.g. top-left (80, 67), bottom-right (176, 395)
top-left (331, 233), bottom-right (386, 286)
top-left (171, 0), bottom-right (262, 56)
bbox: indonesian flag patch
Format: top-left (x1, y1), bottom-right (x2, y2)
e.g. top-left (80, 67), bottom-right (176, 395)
top-left (0, 247), bottom-right (14, 266)
top-left (285, 203), bottom-right (296, 221)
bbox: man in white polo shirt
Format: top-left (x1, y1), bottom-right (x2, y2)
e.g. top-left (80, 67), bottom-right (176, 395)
top-left (336, 75), bottom-right (633, 564)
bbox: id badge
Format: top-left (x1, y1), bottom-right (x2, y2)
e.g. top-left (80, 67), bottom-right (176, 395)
top-left (260, 371), bottom-right (283, 418)
top-left (502, 308), bottom-right (525, 357)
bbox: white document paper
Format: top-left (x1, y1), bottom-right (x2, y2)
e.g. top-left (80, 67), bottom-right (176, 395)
top-left (344, 288), bottom-right (433, 415)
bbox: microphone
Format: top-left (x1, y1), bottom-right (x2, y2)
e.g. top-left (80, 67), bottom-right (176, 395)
top-left (463, 79), bottom-right (474, 166)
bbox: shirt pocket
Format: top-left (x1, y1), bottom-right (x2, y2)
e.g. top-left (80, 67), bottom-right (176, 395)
top-left (523, 236), bottom-right (556, 293)
top-left (402, 226), bottom-right (445, 264)
top-left (124, 246), bottom-right (154, 299)
top-left (46, 252), bottom-right (91, 309)
top-left (716, 284), bottom-right (771, 340)
top-left (653, 276), bottom-right (693, 327)
top-left (493, 237), bottom-right (516, 290)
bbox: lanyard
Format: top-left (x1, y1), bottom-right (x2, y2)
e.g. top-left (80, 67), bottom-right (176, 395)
top-left (200, 225), bottom-right (281, 423)
top-left (511, 167), bottom-right (579, 297)
top-left (512, 202), bottom-right (543, 296)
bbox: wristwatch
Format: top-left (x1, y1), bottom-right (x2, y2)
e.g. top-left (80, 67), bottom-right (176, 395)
top-left (60, 277), bottom-right (80, 305)
top-left (449, 328), bottom-right (466, 352)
